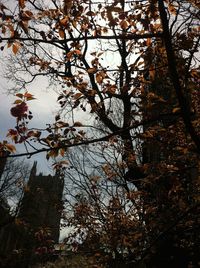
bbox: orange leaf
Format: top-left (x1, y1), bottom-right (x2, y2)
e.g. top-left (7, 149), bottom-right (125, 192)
top-left (16, 93), bottom-right (24, 99)
top-left (168, 3), bottom-right (177, 15)
top-left (24, 92), bottom-right (36, 101)
top-left (12, 42), bottom-right (21, 54)
top-left (60, 16), bottom-right (69, 26)
top-left (22, 10), bottom-right (33, 19)
top-left (5, 144), bottom-right (16, 153)
top-left (96, 71), bottom-right (106, 84)
top-left (73, 93), bottom-right (82, 99)
top-left (59, 29), bottom-right (65, 39)
top-left (19, 0), bottom-right (26, 9)
top-left (146, 38), bottom-right (151, 47)
top-left (74, 49), bottom-right (81, 55)
top-left (120, 20), bottom-right (128, 29)
top-left (7, 42), bottom-right (12, 48)
top-left (87, 68), bottom-right (96, 74)
top-left (46, 149), bottom-right (59, 160)
top-left (59, 148), bottom-right (65, 157)
top-left (66, 51), bottom-right (73, 59)
top-left (172, 107), bottom-right (180, 113)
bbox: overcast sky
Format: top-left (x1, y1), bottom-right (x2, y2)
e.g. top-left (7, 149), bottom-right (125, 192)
top-left (0, 57), bottom-right (60, 174)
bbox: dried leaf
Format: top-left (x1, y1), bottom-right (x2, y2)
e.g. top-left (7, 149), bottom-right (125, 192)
top-left (74, 49), bottom-right (81, 55)
top-left (60, 16), bottom-right (69, 26)
top-left (24, 92), bottom-right (36, 101)
top-left (59, 29), bottom-right (65, 39)
top-left (59, 148), bottom-right (66, 157)
top-left (5, 143), bottom-right (16, 153)
top-left (12, 42), bottom-right (21, 54)
top-left (87, 68), bottom-right (96, 74)
top-left (146, 38), bottom-right (152, 47)
top-left (120, 20), bottom-right (128, 29)
top-left (172, 107), bottom-right (181, 113)
top-left (14, 99), bottom-right (23, 104)
top-left (73, 93), bottom-right (82, 99)
top-left (46, 149), bottom-right (59, 159)
top-left (168, 3), bottom-right (177, 15)
top-left (19, 0), bottom-right (26, 9)
top-left (16, 93), bottom-right (24, 99)
top-left (74, 122), bottom-right (83, 127)
top-left (96, 71), bottom-right (106, 84)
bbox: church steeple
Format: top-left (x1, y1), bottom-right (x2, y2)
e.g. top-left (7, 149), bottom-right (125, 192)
top-left (30, 161), bottom-right (37, 177)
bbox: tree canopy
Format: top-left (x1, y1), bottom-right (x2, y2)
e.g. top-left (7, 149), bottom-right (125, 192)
top-left (0, 0), bottom-right (200, 267)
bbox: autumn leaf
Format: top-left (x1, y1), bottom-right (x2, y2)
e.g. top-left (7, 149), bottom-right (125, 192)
top-left (15, 218), bottom-right (24, 226)
top-left (12, 42), bottom-right (21, 55)
top-left (120, 20), bottom-right (128, 30)
top-left (19, 0), bottom-right (26, 9)
top-left (59, 29), bottom-right (65, 39)
top-left (73, 93), bottom-right (82, 99)
top-left (106, 85), bottom-right (117, 94)
top-left (10, 102), bottom-right (28, 118)
top-left (96, 71), bottom-right (106, 84)
top-left (172, 107), bottom-right (181, 113)
top-left (52, 160), bottom-right (69, 169)
top-left (13, 99), bottom-right (23, 104)
top-left (16, 93), bottom-right (24, 99)
top-left (168, 3), bottom-right (177, 15)
top-left (5, 143), bottom-right (16, 153)
top-left (46, 149), bottom-right (59, 159)
top-left (87, 68), bottom-right (97, 74)
top-left (22, 10), bottom-right (33, 19)
top-left (59, 148), bottom-right (66, 157)
top-left (60, 16), bottom-right (69, 27)
top-left (146, 38), bottom-right (152, 46)
top-left (27, 131), bottom-right (41, 138)
top-left (24, 92), bottom-right (36, 101)
top-left (74, 49), bottom-right (82, 55)
top-left (7, 42), bottom-right (13, 49)
top-left (73, 121), bottom-right (83, 127)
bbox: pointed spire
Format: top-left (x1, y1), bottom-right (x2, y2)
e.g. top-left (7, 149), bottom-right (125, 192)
top-left (30, 161), bottom-right (37, 178)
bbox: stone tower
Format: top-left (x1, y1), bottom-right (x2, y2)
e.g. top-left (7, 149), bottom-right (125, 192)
top-left (0, 161), bottom-right (64, 267)
top-left (18, 161), bottom-right (64, 243)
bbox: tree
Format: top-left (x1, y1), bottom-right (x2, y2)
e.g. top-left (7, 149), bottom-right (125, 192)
top-left (0, 158), bottom-right (30, 206)
top-left (0, 157), bottom-right (30, 228)
top-left (0, 0), bottom-right (200, 267)
top-left (60, 144), bottom-right (146, 267)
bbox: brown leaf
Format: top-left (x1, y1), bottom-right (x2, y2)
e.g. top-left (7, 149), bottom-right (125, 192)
top-left (12, 42), bottom-right (21, 54)
top-left (172, 107), bottom-right (181, 113)
top-left (120, 20), bottom-right (128, 30)
top-left (73, 93), bottom-right (82, 99)
top-left (59, 29), bottom-right (65, 39)
top-left (146, 38), bottom-right (152, 47)
top-left (87, 68), bottom-right (96, 74)
top-left (168, 3), bottom-right (177, 15)
top-left (5, 143), bottom-right (16, 153)
top-left (19, 0), bottom-right (26, 9)
top-left (14, 99), bottom-right (23, 104)
top-left (73, 122), bottom-right (83, 127)
top-left (16, 93), bottom-right (24, 99)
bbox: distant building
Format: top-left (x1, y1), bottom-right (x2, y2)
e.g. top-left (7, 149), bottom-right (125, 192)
top-left (18, 161), bottom-right (64, 243)
top-left (0, 161), bottom-right (64, 267)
